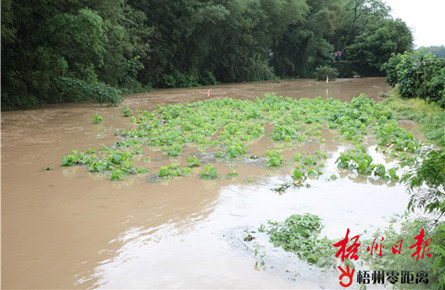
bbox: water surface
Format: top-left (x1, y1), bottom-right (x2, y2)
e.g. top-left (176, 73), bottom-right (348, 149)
top-left (3, 78), bottom-right (408, 289)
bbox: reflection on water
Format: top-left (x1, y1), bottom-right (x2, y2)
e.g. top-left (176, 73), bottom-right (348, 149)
top-left (2, 78), bottom-right (409, 289)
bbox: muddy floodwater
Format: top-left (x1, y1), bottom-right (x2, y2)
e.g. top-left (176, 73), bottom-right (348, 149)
top-left (3, 78), bottom-right (415, 289)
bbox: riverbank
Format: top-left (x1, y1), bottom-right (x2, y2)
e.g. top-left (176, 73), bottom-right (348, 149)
top-left (381, 90), bottom-right (445, 147)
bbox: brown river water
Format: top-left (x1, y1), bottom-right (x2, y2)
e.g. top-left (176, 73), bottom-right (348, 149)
top-left (2, 78), bottom-right (417, 288)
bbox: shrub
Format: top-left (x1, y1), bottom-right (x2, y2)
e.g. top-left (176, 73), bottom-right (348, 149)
top-left (315, 66), bottom-right (339, 81)
top-left (382, 50), bottom-right (445, 107)
top-left (55, 77), bottom-right (122, 106)
top-left (403, 148), bottom-right (445, 215)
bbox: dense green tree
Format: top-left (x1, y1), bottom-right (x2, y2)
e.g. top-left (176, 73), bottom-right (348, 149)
top-left (270, 0), bottom-right (343, 77)
top-left (333, 0), bottom-right (390, 51)
top-left (424, 45), bottom-right (445, 58)
top-left (345, 18), bottom-right (413, 76)
top-left (1, 0), bottom-right (150, 110)
top-left (213, 0), bottom-right (310, 82)
top-left (1, 0), bottom-right (414, 110)
top-left (130, 0), bottom-right (310, 85)
top-left (322, 0), bottom-right (413, 77)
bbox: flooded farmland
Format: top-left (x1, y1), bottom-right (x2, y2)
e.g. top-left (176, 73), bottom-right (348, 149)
top-left (3, 78), bottom-right (417, 289)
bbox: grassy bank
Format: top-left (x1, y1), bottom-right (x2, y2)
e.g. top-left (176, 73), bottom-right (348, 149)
top-left (381, 90), bottom-right (445, 147)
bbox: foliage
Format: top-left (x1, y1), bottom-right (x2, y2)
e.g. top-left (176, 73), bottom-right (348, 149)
top-left (61, 147), bottom-right (147, 181)
top-left (200, 164), bottom-right (217, 180)
top-left (381, 93), bottom-right (445, 147)
top-left (1, 0), bottom-right (148, 110)
top-left (382, 50), bottom-right (445, 108)
top-left (315, 66), bottom-right (339, 81)
top-left (56, 77), bottom-right (122, 106)
top-left (91, 114), bottom-right (103, 124)
top-left (403, 148), bottom-right (445, 216)
top-left (166, 144), bottom-right (182, 157)
top-left (63, 93), bottom-right (430, 183)
top-left (270, 0), bottom-right (342, 78)
top-left (186, 155), bottom-right (201, 168)
top-left (158, 163), bottom-right (191, 178)
top-left (2, 0), bottom-right (414, 110)
top-left (292, 168), bottom-right (307, 180)
top-left (226, 141), bottom-right (247, 158)
top-left (424, 45), bottom-right (445, 59)
top-left (123, 106), bottom-right (133, 117)
top-left (266, 150), bottom-right (283, 167)
top-left (344, 18), bottom-right (413, 76)
top-left (366, 217), bottom-right (445, 289)
top-left (260, 213), bottom-right (336, 267)
top-left (271, 124), bottom-right (298, 142)
top-left (227, 170), bottom-right (239, 177)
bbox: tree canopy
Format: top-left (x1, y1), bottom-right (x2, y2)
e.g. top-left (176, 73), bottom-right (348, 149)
top-left (1, 0), bottom-right (413, 110)
top-left (424, 45), bottom-right (445, 59)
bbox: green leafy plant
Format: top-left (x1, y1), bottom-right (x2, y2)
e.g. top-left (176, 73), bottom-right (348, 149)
top-left (261, 214), bottom-right (335, 267)
top-left (335, 147), bottom-right (377, 175)
top-left (382, 50), bottom-right (445, 107)
top-left (62, 94), bottom-right (430, 184)
top-left (403, 148), bottom-right (445, 216)
top-left (271, 124), bottom-right (297, 141)
top-left (293, 153), bottom-right (302, 161)
top-left (329, 174), bottom-right (338, 181)
top-left (304, 156), bottom-right (316, 165)
top-left (186, 155), bottom-right (201, 167)
top-left (123, 105), bottom-right (133, 117)
top-left (365, 216), bottom-right (445, 290)
top-left (292, 168), bottom-right (306, 180)
top-left (226, 140), bottom-right (247, 158)
top-left (307, 167), bottom-right (322, 176)
top-left (314, 150), bottom-right (327, 160)
top-left (387, 167), bottom-right (399, 181)
top-left (158, 163), bottom-right (191, 178)
top-left (86, 148), bottom-right (96, 154)
top-left (374, 164), bottom-right (386, 177)
top-left (227, 170), bottom-right (238, 177)
top-left (272, 183), bottom-right (291, 193)
top-left (315, 66), bottom-right (339, 81)
top-left (200, 164), bottom-right (217, 179)
top-left (92, 113), bottom-right (103, 124)
top-left (111, 168), bottom-right (127, 181)
top-left (266, 150), bottom-right (283, 167)
top-left (167, 144), bottom-right (182, 157)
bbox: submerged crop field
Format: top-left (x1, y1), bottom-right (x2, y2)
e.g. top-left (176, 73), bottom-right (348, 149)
top-left (63, 94), bottom-right (421, 185)
top-left (4, 78), bottom-right (444, 288)
top-left (58, 93), bottom-right (445, 288)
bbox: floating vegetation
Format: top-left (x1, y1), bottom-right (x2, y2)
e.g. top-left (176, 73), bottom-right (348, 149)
top-left (272, 183), bottom-right (292, 193)
top-left (259, 213), bottom-right (336, 268)
top-left (158, 163), bottom-right (191, 178)
top-left (91, 113), bottom-right (103, 124)
top-left (62, 94), bottom-right (429, 181)
top-left (62, 147), bottom-right (147, 180)
top-left (200, 164), bottom-right (217, 180)
top-left (123, 105), bottom-right (133, 117)
top-left (227, 170), bottom-right (239, 177)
